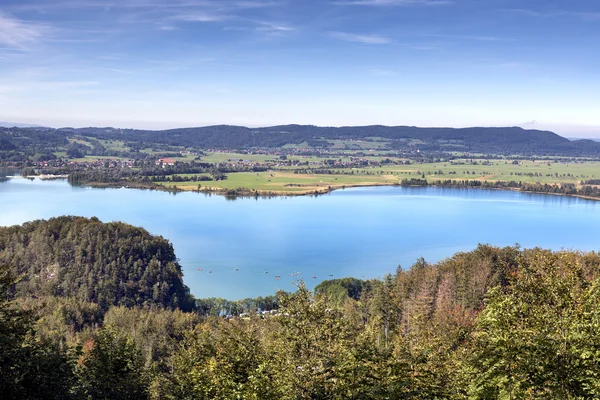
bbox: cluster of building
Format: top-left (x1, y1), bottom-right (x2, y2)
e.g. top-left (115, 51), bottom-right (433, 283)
top-left (37, 158), bottom-right (135, 169)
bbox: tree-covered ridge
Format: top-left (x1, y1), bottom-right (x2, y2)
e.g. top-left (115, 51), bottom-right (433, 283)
top-left (0, 127), bottom-right (68, 162)
top-left (75, 124), bottom-right (600, 155)
top-left (3, 124), bottom-right (600, 158)
top-left (0, 216), bottom-right (194, 310)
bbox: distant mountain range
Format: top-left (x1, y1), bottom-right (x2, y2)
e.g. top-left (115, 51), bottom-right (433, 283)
top-left (3, 124), bottom-right (600, 157)
top-left (568, 137), bottom-right (600, 143)
top-left (0, 122), bottom-right (45, 128)
top-left (63, 124), bottom-right (600, 156)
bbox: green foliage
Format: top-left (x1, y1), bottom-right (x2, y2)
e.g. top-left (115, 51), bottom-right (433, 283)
top-left (268, 283), bottom-right (377, 399)
top-left (469, 250), bottom-right (600, 399)
top-left (4, 229), bottom-right (600, 399)
top-left (0, 127), bottom-right (67, 162)
top-left (0, 216), bottom-right (194, 310)
top-left (102, 306), bottom-right (199, 370)
top-left (74, 325), bottom-right (149, 400)
top-left (314, 277), bottom-right (369, 306)
top-left (0, 264), bottom-right (73, 399)
top-left (28, 296), bottom-right (104, 350)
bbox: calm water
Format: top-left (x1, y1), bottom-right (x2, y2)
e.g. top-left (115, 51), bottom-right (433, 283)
top-left (0, 178), bottom-right (599, 299)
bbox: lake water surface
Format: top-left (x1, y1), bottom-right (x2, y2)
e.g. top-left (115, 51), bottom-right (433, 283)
top-left (1, 178), bottom-right (599, 299)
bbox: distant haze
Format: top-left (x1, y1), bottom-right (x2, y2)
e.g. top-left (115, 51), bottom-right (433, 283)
top-left (0, 122), bottom-right (44, 128)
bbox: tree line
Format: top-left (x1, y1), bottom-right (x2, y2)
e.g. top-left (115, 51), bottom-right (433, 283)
top-left (400, 178), bottom-right (600, 198)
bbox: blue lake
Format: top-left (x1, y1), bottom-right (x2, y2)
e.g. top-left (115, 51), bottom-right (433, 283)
top-left (0, 177), bottom-right (599, 299)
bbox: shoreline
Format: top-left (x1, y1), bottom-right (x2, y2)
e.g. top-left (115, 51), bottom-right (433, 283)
top-left (68, 178), bottom-right (600, 202)
top-left (6, 175), bottom-right (599, 202)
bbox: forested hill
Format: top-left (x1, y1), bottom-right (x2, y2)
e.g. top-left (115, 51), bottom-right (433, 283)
top-left (0, 216), bottom-right (194, 310)
top-left (70, 124), bottom-right (600, 155)
top-left (3, 124), bottom-right (600, 156)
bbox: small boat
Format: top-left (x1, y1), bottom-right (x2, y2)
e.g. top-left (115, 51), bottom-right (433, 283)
top-left (312, 276), bottom-right (317, 279)
top-left (264, 271), bottom-right (268, 274)
top-left (208, 270), bottom-right (212, 274)
top-left (275, 275), bottom-right (281, 280)
top-left (234, 268), bottom-right (239, 271)
top-left (196, 268), bottom-right (203, 271)
top-left (328, 274), bottom-right (333, 277)
top-left (290, 273), bottom-right (295, 276)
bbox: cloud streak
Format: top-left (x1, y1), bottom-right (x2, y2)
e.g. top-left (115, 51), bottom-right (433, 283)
top-left (330, 31), bottom-right (391, 44)
top-left (368, 68), bottom-right (397, 76)
top-left (255, 21), bottom-right (294, 32)
top-left (334, 0), bottom-right (452, 6)
top-left (505, 8), bottom-right (600, 21)
top-left (423, 33), bottom-right (512, 42)
top-left (0, 12), bottom-right (50, 50)
top-left (171, 12), bottom-right (228, 22)
top-left (8, 0), bottom-right (282, 12)
top-left (0, 80), bottom-right (100, 94)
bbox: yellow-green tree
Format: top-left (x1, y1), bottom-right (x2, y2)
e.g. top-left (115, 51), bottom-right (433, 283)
top-left (469, 250), bottom-right (600, 399)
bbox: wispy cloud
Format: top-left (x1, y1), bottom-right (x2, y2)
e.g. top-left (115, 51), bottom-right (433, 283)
top-left (157, 24), bottom-right (178, 31)
top-left (486, 62), bottom-right (528, 69)
top-left (0, 80), bottom-right (100, 94)
top-left (409, 45), bottom-right (437, 50)
top-left (9, 0), bottom-right (282, 12)
top-left (255, 21), bottom-right (294, 32)
top-left (334, 0), bottom-right (452, 6)
top-left (504, 8), bottom-right (555, 18)
top-left (171, 12), bottom-right (228, 22)
top-left (574, 12), bottom-right (600, 21)
top-left (330, 31), bottom-right (391, 44)
top-left (423, 33), bottom-right (512, 42)
top-left (504, 8), bottom-right (600, 21)
top-left (103, 67), bottom-right (132, 74)
top-left (368, 68), bottom-right (397, 76)
top-left (0, 12), bottom-right (51, 50)
top-left (220, 20), bottom-right (295, 37)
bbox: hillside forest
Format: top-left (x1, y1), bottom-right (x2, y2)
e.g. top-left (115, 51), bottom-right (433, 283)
top-left (2, 217), bottom-right (600, 399)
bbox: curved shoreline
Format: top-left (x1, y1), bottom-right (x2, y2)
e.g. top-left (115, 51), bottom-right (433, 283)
top-left (65, 178), bottom-right (600, 202)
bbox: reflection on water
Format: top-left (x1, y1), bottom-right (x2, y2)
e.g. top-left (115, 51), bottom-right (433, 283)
top-left (0, 168), bottom-right (17, 178)
top-left (0, 177), bottom-right (599, 299)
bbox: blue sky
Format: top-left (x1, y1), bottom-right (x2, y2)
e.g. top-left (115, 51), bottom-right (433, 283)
top-left (0, 0), bottom-right (599, 136)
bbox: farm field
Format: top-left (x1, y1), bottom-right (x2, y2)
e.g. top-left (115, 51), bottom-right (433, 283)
top-left (69, 155), bottom-right (132, 163)
top-left (378, 160), bottom-right (600, 185)
top-left (199, 152), bottom-right (280, 163)
top-left (156, 157), bottom-right (600, 195)
top-left (158, 170), bottom-right (397, 194)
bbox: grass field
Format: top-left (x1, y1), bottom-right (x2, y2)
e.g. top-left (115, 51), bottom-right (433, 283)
top-left (69, 155), bottom-right (132, 163)
top-left (377, 160), bottom-right (600, 185)
top-left (199, 153), bottom-right (281, 163)
top-left (139, 148), bottom-right (196, 160)
top-left (156, 156), bottom-right (600, 195)
top-left (158, 171), bottom-right (398, 194)
top-left (98, 139), bottom-right (129, 152)
top-left (328, 139), bottom-right (391, 150)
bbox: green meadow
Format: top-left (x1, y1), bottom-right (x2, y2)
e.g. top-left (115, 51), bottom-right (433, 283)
top-left (382, 160), bottom-right (600, 185)
top-left (158, 156), bottom-right (600, 195)
top-left (159, 170), bottom-right (397, 194)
